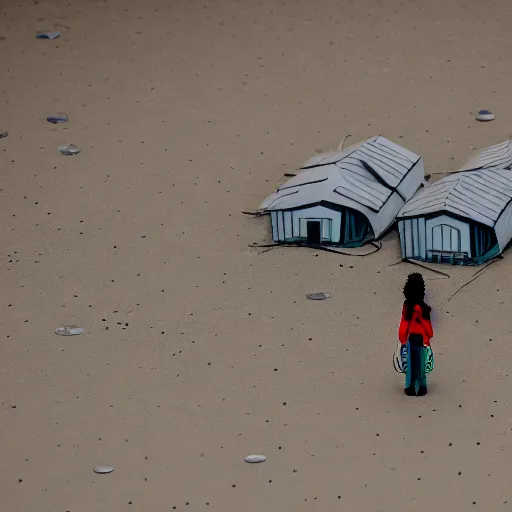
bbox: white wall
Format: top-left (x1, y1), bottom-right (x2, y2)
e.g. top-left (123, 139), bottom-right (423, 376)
top-left (271, 205), bottom-right (342, 243)
top-left (425, 215), bottom-right (471, 256)
top-left (294, 206), bottom-right (342, 243)
top-left (400, 215), bottom-right (473, 260)
top-left (398, 217), bottom-right (426, 259)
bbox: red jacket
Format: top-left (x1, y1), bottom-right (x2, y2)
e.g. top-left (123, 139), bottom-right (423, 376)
top-left (398, 303), bottom-right (433, 346)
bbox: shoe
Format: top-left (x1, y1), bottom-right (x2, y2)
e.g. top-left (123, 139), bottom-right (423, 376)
top-left (417, 387), bottom-right (427, 396)
top-left (404, 386), bottom-right (416, 396)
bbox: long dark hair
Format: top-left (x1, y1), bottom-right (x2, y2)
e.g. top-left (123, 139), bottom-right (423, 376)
top-left (403, 273), bottom-right (431, 321)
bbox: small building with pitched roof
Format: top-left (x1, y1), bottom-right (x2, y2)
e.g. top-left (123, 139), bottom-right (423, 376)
top-left (259, 136), bottom-right (424, 247)
top-left (397, 168), bottom-right (512, 265)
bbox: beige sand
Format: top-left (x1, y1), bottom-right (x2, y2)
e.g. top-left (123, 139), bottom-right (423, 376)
top-left (2, 0), bottom-right (512, 510)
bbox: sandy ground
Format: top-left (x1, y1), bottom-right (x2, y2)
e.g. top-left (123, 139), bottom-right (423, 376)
top-left (3, 0), bottom-right (512, 510)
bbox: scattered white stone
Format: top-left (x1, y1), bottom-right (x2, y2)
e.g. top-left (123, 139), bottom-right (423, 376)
top-left (93, 465), bottom-right (114, 474)
top-left (58, 143), bottom-right (81, 155)
top-left (475, 109), bottom-right (495, 122)
top-left (306, 292), bottom-right (331, 300)
top-left (47, 113), bottom-right (68, 124)
top-left (55, 326), bottom-right (84, 336)
top-left (244, 455), bottom-right (267, 463)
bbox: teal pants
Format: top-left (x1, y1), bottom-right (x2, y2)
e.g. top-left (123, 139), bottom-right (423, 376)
top-left (405, 341), bottom-right (427, 392)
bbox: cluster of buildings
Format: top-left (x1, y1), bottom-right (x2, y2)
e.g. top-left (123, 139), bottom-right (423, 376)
top-left (259, 136), bottom-right (512, 265)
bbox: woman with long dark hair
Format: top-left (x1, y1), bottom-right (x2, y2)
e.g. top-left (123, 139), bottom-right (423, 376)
top-left (398, 273), bottom-right (434, 396)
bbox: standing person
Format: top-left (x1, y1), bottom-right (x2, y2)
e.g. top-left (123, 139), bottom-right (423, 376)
top-left (398, 273), bottom-right (434, 396)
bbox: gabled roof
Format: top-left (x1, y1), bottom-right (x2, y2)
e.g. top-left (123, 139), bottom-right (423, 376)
top-left (459, 139), bottom-right (512, 172)
top-left (397, 168), bottom-right (512, 227)
top-left (260, 136), bottom-right (421, 214)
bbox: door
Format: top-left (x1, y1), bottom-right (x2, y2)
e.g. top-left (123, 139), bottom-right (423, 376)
top-left (306, 221), bottom-right (321, 245)
top-left (426, 215), bottom-right (470, 263)
top-left (432, 224), bottom-right (461, 252)
top-left (431, 224), bottom-right (461, 263)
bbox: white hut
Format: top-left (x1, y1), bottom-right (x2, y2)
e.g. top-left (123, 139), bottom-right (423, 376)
top-left (397, 168), bottom-right (512, 265)
top-left (259, 136), bottom-right (425, 247)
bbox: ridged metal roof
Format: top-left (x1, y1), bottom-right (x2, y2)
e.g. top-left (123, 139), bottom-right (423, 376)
top-left (459, 139), bottom-right (512, 171)
top-left (398, 168), bottom-right (512, 227)
top-left (260, 136), bottom-right (421, 213)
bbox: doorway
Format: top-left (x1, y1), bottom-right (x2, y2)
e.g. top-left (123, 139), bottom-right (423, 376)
top-left (306, 220), bottom-right (321, 245)
top-left (426, 216), bottom-right (470, 262)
